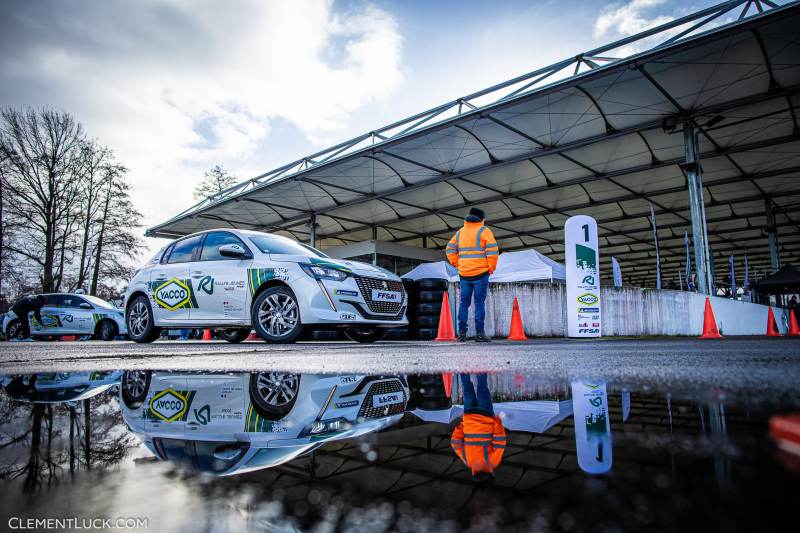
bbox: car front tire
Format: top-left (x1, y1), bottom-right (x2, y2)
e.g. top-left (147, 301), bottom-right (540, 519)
top-left (343, 327), bottom-right (387, 343)
top-left (249, 372), bottom-right (300, 420)
top-left (251, 286), bottom-right (303, 344)
top-left (96, 320), bottom-right (118, 341)
top-left (126, 295), bottom-right (161, 343)
top-left (220, 328), bottom-right (251, 343)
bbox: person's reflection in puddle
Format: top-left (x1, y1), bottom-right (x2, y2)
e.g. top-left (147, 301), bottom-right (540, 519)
top-left (451, 373), bottom-right (506, 485)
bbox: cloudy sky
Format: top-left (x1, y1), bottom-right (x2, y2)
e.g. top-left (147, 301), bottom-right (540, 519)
top-left (0, 0), bottom-right (722, 256)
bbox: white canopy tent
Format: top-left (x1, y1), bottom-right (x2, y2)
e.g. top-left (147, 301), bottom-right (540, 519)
top-left (402, 261), bottom-right (458, 281)
top-left (489, 249), bottom-right (566, 282)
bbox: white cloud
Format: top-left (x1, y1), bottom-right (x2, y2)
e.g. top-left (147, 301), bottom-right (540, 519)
top-left (594, 0), bottom-right (674, 37)
top-left (1, 0), bottom-right (403, 252)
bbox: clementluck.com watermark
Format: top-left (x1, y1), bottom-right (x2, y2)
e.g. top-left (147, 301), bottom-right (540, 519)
top-left (8, 517), bottom-right (148, 530)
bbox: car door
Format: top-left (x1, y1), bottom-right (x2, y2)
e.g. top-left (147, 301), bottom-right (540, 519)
top-left (150, 234), bottom-right (203, 325)
top-left (32, 295), bottom-right (65, 335)
top-left (146, 373), bottom-right (190, 437)
top-left (188, 231), bottom-right (253, 324)
top-left (61, 295), bottom-right (94, 335)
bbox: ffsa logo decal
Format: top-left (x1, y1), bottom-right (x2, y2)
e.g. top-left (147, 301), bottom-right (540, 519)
top-left (154, 278), bottom-right (191, 311)
top-left (149, 388), bottom-right (188, 422)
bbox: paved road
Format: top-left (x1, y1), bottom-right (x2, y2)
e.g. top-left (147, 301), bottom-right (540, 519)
top-left (2, 337), bottom-right (800, 402)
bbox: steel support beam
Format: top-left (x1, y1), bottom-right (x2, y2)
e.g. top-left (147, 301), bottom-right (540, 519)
top-left (309, 214), bottom-right (317, 248)
top-left (682, 123), bottom-right (711, 295)
top-left (765, 198), bottom-right (781, 272)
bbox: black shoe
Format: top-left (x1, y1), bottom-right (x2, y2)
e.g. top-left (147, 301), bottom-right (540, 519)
top-left (475, 334), bottom-right (492, 343)
top-left (457, 332), bottom-right (467, 342)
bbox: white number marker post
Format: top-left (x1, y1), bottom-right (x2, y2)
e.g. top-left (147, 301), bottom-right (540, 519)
top-left (565, 215), bottom-right (601, 337)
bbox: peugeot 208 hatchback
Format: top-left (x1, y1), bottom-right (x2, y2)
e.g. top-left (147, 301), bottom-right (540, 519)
top-left (124, 229), bottom-right (408, 343)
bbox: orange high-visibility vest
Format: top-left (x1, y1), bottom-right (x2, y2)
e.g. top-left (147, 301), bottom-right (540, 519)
top-left (450, 413), bottom-right (506, 474)
top-left (446, 221), bottom-right (499, 278)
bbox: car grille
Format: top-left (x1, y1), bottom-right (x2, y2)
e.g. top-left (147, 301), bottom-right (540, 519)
top-left (354, 276), bottom-right (405, 315)
top-left (357, 380), bottom-right (407, 420)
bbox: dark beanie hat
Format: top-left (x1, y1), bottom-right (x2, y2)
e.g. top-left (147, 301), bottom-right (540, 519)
top-left (465, 207), bottom-right (485, 222)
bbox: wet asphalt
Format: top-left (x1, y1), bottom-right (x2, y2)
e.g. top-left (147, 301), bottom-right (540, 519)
top-left (2, 337), bottom-right (800, 402)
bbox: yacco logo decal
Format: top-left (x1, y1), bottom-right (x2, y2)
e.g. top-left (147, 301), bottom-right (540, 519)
top-left (576, 244), bottom-right (597, 273)
top-left (149, 388), bottom-right (188, 422)
top-left (154, 278), bottom-right (191, 311)
top-left (576, 293), bottom-right (599, 305)
top-left (198, 275), bottom-right (214, 295)
top-left (581, 275), bottom-right (595, 285)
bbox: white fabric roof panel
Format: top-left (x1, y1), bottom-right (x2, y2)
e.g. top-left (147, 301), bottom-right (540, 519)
top-left (148, 2), bottom-right (800, 285)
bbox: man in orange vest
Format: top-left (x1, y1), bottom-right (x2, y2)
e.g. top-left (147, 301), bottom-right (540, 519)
top-left (446, 207), bottom-right (499, 342)
top-left (451, 373), bottom-right (506, 484)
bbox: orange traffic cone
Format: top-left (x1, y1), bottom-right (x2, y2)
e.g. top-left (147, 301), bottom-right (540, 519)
top-left (442, 373), bottom-right (453, 398)
top-left (766, 307), bottom-right (782, 336)
top-left (202, 328), bottom-right (212, 341)
top-left (246, 331), bottom-right (259, 341)
top-left (789, 310), bottom-right (800, 337)
top-left (434, 291), bottom-right (457, 341)
top-left (507, 298), bottom-right (528, 341)
top-left (699, 297), bottom-right (722, 339)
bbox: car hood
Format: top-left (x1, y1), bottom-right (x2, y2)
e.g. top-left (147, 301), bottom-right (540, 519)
top-left (269, 255), bottom-right (400, 280)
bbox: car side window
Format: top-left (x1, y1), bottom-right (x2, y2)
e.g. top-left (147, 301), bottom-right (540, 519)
top-left (61, 296), bottom-right (89, 308)
top-left (166, 235), bottom-right (203, 264)
top-left (200, 232), bottom-right (250, 261)
top-left (45, 295), bottom-right (65, 308)
top-left (160, 244), bottom-right (175, 264)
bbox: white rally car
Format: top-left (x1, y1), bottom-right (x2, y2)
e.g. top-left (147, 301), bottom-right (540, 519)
top-left (124, 229), bottom-right (408, 344)
top-left (3, 293), bottom-right (127, 341)
top-left (1, 371), bottom-right (123, 403)
top-left (118, 370), bottom-right (409, 475)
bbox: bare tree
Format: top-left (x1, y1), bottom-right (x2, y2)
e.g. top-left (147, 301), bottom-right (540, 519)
top-left (73, 141), bottom-right (112, 292)
top-left (0, 107), bottom-right (84, 292)
top-left (193, 164), bottom-right (237, 200)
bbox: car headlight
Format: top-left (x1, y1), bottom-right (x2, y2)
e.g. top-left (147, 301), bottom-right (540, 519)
top-left (300, 417), bottom-right (352, 437)
top-left (300, 264), bottom-right (349, 281)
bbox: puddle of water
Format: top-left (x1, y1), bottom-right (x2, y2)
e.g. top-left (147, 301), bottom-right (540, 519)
top-left (0, 370), bottom-right (798, 532)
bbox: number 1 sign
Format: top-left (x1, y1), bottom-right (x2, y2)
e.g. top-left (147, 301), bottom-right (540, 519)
top-left (565, 215), bottom-right (601, 337)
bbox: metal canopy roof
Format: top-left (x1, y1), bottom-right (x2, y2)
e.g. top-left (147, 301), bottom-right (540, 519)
top-left (148, 0), bottom-right (800, 286)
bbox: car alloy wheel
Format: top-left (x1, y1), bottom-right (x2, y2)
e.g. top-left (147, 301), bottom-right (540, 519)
top-left (128, 300), bottom-right (149, 338)
top-left (253, 372), bottom-right (299, 407)
top-left (121, 370), bottom-right (151, 408)
top-left (257, 293), bottom-right (299, 338)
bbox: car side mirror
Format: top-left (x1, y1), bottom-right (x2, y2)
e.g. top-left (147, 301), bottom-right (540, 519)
top-left (219, 243), bottom-right (248, 258)
top-left (79, 302), bottom-right (93, 309)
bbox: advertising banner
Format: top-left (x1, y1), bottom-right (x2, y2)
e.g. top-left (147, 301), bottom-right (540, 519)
top-left (564, 215), bottom-right (601, 337)
top-left (571, 381), bottom-right (613, 474)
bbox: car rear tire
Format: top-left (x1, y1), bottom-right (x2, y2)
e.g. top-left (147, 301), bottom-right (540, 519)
top-left (5, 319), bottom-right (24, 340)
top-left (251, 286), bottom-right (303, 344)
top-left (126, 295), bottom-right (161, 343)
top-left (96, 320), bottom-right (118, 341)
top-left (249, 372), bottom-right (300, 420)
top-left (220, 328), bottom-right (251, 343)
top-left (343, 327), bottom-right (387, 343)
top-left (121, 370), bottom-right (151, 409)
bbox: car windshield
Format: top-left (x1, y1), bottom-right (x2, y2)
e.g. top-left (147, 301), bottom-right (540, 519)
top-left (248, 235), bottom-right (328, 258)
top-left (82, 295), bottom-right (117, 309)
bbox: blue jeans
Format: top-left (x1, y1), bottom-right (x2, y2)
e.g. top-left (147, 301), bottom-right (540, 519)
top-left (461, 373), bottom-right (493, 416)
top-left (458, 275), bottom-right (489, 335)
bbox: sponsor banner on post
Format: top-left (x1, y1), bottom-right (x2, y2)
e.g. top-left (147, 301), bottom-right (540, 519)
top-left (571, 381), bottom-right (613, 474)
top-left (565, 215), bottom-right (601, 337)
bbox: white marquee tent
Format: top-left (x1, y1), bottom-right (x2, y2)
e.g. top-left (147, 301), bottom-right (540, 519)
top-left (489, 249), bottom-right (566, 282)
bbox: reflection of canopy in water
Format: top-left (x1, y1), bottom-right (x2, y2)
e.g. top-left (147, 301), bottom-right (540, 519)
top-left (147, 1), bottom-right (800, 287)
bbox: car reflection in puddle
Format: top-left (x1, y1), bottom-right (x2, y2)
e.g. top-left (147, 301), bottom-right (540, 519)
top-left (1, 370), bottom-right (798, 531)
